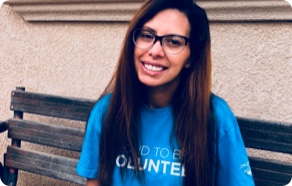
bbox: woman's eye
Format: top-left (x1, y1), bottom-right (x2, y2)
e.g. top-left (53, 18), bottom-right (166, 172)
top-left (165, 37), bottom-right (183, 47)
top-left (171, 40), bottom-right (181, 46)
top-left (140, 32), bottom-right (154, 40)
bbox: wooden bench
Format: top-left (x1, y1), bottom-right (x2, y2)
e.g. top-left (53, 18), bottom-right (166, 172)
top-left (0, 87), bottom-right (291, 186)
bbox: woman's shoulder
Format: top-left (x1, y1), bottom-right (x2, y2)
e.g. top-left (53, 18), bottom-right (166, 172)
top-left (211, 94), bottom-right (234, 115)
top-left (87, 93), bottom-right (112, 131)
top-left (211, 94), bottom-right (238, 133)
top-left (91, 93), bottom-right (112, 114)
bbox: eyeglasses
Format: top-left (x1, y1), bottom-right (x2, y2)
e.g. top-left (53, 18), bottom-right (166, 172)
top-left (132, 29), bottom-right (190, 55)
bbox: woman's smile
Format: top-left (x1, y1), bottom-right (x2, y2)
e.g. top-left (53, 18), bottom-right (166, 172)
top-left (143, 62), bottom-right (165, 72)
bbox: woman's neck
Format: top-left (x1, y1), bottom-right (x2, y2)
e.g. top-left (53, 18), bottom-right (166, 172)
top-left (144, 78), bottom-right (180, 108)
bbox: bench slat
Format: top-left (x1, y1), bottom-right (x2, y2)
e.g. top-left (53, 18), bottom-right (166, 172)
top-left (254, 178), bottom-right (285, 186)
top-left (238, 117), bottom-right (292, 133)
top-left (237, 117), bottom-right (292, 153)
top-left (252, 168), bottom-right (291, 185)
top-left (241, 128), bottom-right (292, 144)
top-left (243, 138), bottom-right (292, 154)
top-left (249, 156), bottom-right (292, 185)
top-left (10, 90), bottom-right (95, 121)
top-left (250, 157), bottom-right (292, 174)
top-left (5, 146), bottom-right (86, 185)
top-left (8, 118), bottom-right (84, 152)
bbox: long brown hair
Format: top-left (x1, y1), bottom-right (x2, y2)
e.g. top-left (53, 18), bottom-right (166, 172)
top-left (97, 0), bottom-right (214, 185)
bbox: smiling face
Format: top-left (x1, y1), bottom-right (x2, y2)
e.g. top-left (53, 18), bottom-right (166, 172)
top-left (134, 9), bottom-right (191, 89)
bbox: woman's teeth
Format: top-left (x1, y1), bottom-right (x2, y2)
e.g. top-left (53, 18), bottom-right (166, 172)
top-left (144, 64), bottom-right (164, 72)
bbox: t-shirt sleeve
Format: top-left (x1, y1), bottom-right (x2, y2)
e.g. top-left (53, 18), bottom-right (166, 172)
top-left (76, 94), bottom-right (111, 179)
top-left (212, 95), bottom-right (255, 186)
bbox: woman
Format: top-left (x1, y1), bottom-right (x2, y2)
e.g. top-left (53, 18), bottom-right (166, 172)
top-left (77, 0), bottom-right (254, 185)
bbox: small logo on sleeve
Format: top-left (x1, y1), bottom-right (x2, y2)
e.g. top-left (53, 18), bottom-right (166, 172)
top-left (240, 161), bottom-right (252, 176)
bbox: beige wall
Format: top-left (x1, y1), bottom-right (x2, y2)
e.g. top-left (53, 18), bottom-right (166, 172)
top-left (0, 1), bottom-right (291, 185)
top-left (211, 22), bottom-right (292, 122)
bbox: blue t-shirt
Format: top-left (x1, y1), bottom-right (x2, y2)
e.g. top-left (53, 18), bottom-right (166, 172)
top-left (76, 94), bottom-right (254, 186)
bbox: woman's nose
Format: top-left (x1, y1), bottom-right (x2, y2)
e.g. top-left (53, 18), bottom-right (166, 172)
top-left (148, 40), bottom-right (165, 57)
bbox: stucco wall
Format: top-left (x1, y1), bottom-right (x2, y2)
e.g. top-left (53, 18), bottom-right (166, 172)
top-left (211, 22), bottom-right (292, 122)
top-left (0, 2), bottom-right (291, 186)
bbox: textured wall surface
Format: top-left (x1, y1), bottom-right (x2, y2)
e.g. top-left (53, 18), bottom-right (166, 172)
top-left (0, 2), bottom-right (291, 186)
top-left (211, 23), bottom-right (292, 122)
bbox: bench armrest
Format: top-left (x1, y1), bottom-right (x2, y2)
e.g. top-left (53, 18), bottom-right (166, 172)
top-left (0, 121), bottom-right (8, 133)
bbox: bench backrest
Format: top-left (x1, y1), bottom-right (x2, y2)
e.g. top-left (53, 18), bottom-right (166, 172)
top-left (3, 88), bottom-right (292, 186)
top-left (4, 89), bottom-right (95, 185)
top-left (9, 89), bottom-right (95, 151)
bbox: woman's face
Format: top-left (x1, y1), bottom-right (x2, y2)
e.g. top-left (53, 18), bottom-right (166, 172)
top-left (134, 9), bottom-right (191, 88)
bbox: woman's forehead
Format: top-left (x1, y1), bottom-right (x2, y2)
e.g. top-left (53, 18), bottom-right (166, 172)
top-left (142, 9), bottom-right (190, 37)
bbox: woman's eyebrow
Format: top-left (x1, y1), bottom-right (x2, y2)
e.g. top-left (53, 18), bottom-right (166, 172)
top-left (141, 26), bottom-right (188, 37)
top-left (142, 26), bottom-right (156, 33)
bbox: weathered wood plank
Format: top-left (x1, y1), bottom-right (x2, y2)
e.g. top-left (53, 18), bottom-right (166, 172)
top-left (241, 128), bottom-right (292, 144)
top-left (10, 90), bottom-right (95, 121)
top-left (243, 138), bottom-right (292, 154)
top-left (249, 157), bottom-right (292, 174)
top-left (237, 117), bottom-right (292, 133)
top-left (249, 156), bottom-right (292, 185)
top-left (252, 168), bottom-right (291, 185)
top-left (237, 117), bottom-right (292, 153)
top-left (6, 146), bottom-right (86, 185)
top-left (254, 178), bottom-right (285, 186)
top-left (8, 118), bottom-right (84, 137)
top-left (8, 118), bottom-right (84, 152)
top-left (7, 146), bottom-right (77, 167)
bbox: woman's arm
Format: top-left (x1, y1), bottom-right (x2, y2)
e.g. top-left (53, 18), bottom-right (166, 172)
top-left (86, 179), bottom-right (100, 186)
